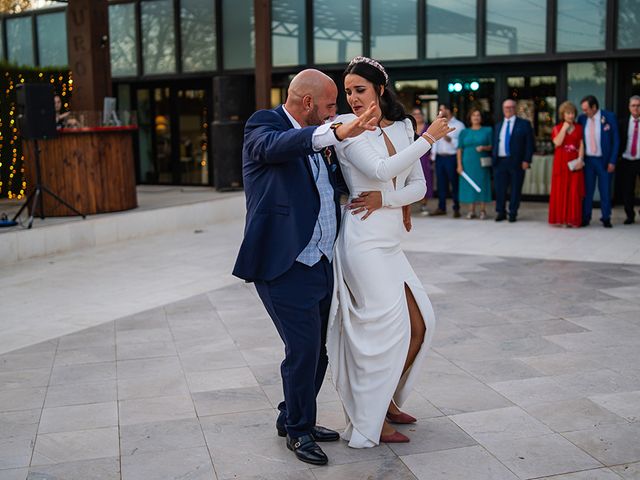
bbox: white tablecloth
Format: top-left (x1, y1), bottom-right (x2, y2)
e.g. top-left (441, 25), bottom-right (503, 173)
top-left (522, 154), bottom-right (553, 195)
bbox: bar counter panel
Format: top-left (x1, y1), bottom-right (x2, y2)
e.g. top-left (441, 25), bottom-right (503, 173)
top-left (24, 127), bottom-right (138, 216)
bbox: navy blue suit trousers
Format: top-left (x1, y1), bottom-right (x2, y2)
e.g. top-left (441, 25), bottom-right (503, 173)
top-left (254, 257), bottom-right (333, 438)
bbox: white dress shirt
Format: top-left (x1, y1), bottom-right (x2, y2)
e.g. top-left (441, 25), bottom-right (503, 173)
top-left (623, 115), bottom-right (640, 160)
top-left (498, 116), bottom-right (514, 157)
top-left (584, 110), bottom-right (603, 157)
top-left (433, 116), bottom-right (465, 157)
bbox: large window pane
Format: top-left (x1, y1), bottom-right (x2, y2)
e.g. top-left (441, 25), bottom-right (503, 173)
top-left (426, 0), bottom-right (476, 59)
top-left (557, 0), bottom-right (606, 52)
top-left (486, 0), bottom-right (546, 55)
top-left (567, 62), bottom-right (607, 110)
top-left (618, 0), bottom-right (640, 49)
top-left (314, 0), bottom-right (362, 64)
top-left (6, 17), bottom-right (34, 66)
top-left (272, 0), bottom-right (306, 67)
top-left (37, 12), bottom-right (67, 66)
top-left (181, 0), bottom-right (216, 72)
top-left (109, 3), bottom-right (137, 77)
top-left (141, 0), bottom-right (176, 74)
top-left (395, 79), bottom-right (439, 122)
top-left (371, 0), bottom-right (417, 61)
top-left (223, 0), bottom-right (254, 69)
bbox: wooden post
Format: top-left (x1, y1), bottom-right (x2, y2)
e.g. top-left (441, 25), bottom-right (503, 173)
top-left (254, 0), bottom-right (271, 110)
top-left (66, 0), bottom-right (112, 112)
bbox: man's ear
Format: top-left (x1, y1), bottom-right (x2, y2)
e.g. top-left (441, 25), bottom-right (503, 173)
top-left (303, 94), bottom-right (313, 111)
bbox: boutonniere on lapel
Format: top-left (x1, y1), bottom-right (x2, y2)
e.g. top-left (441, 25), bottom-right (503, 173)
top-left (324, 147), bottom-right (338, 172)
top-left (601, 116), bottom-right (611, 131)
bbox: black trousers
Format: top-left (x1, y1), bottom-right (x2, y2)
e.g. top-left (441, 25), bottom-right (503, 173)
top-left (494, 156), bottom-right (526, 217)
top-left (435, 154), bottom-right (460, 211)
top-left (254, 257), bottom-right (333, 438)
top-left (619, 158), bottom-right (640, 220)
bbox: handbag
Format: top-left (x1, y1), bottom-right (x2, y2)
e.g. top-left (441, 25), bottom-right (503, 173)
top-left (480, 156), bottom-right (492, 168)
top-left (567, 158), bottom-right (584, 171)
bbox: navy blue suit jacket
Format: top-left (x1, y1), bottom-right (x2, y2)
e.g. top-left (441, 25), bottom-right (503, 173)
top-left (232, 106), bottom-right (346, 282)
top-left (577, 110), bottom-right (620, 165)
top-left (492, 117), bottom-right (535, 166)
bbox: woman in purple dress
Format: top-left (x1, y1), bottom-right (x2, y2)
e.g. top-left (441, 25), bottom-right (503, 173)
top-left (411, 107), bottom-right (434, 215)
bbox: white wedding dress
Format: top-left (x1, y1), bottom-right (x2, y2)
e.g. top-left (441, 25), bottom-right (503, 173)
top-left (327, 114), bottom-right (437, 448)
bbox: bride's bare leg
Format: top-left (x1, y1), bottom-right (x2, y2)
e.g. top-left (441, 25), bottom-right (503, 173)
top-left (388, 284), bottom-right (426, 415)
top-left (381, 420), bottom-right (396, 436)
top-left (402, 284), bottom-right (426, 374)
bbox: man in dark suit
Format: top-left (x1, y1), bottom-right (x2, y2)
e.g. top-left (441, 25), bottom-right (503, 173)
top-left (492, 99), bottom-right (535, 222)
top-left (619, 95), bottom-right (640, 224)
top-left (578, 95), bottom-right (620, 228)
top-left (233, 69), bottom-right (377, 466)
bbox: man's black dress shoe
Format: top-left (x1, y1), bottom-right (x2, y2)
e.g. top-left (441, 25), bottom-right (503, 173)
top-left (286, 434), bottom-right (328, 465)
top-left (581, 220), bottom-right (590, 227)
top-left (495, 213), bottom-right (507, 222)
top-left (277, 424), bottom-right (339, 442)
top-left (624, 218), bottom-right (634, 225)
top-left (508, 216), bottom-right (517, 223)
top-left (602, 219), bottom-right (612, 228)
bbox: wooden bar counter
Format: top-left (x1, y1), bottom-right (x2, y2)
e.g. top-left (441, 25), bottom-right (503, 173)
top-left (24, 126), bottom-right (138, 216)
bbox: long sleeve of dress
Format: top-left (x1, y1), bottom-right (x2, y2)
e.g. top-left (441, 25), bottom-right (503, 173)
top-left (338, 130), bottom-right (432, 182)
top-left (382, 161), bottom-right (426, 207)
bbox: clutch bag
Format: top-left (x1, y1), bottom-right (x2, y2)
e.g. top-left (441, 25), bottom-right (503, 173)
top-left (480, 156), bottom-right (493, 168)
top-left (567, 158), bottom-right (583, 171)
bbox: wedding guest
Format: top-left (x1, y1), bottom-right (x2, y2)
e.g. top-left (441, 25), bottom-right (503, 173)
top-left (548, 101), bottom-right (585, 228)
top-left (411, 107), bottom-right (434, 215)
top-left (456, 108), bottom-right (492, 219)
top-left (431, 104), bottom-right (465, 217)
top-left (578, 95), bottom-right (620, 228)
top-left (620, 95), bottom-right (640, 224)
top-left (492, 99), bottom-right (535, 223)
top-left (54, 94), bottom-right (70, 128)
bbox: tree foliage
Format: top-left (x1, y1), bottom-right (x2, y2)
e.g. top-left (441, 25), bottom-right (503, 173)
top-left (0, 0), bottom-right (33, 14)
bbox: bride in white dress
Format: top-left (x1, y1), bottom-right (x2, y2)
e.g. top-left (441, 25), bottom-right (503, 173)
top-left (327, 57), bottom-right (454, 448)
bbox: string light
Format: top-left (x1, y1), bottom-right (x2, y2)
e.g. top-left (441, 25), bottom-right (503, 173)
top-left (0, 64), bottom-right (72, 200)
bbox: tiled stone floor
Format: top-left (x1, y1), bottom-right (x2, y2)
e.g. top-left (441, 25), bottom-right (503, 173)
top-left (1, 252), bottom-right (639, 479)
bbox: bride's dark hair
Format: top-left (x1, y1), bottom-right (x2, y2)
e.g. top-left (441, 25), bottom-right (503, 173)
top-left (342, 57), bottom-right (416, 130)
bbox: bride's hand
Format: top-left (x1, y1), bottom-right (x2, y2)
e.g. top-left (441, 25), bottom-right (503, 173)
top-left (335, 102), bottom-right (378, 140)
top-left (402, 205), bottom-right (412, 232)
top-left (347, 190), bottom-right (382, 220)
top-left (423, 115), bottom-right (456, 144)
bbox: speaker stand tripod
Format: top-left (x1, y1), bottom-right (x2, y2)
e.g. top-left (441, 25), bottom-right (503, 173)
top-left (12, 139), bottom-right (86, 229)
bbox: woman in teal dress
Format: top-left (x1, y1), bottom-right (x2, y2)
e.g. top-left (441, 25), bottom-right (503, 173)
top-left (456, 108), bottom-right (493, 219)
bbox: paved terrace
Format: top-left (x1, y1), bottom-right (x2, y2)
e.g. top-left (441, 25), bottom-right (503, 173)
top-left (1, 193), bottom-right (639, 480)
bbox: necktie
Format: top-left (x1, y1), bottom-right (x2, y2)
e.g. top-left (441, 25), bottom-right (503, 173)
top-left (504, 119), bottom-right (511, 156)
top-left (631, 118), bottom-right (639, 158)
top-left (589, 117), bottom-right (597, 155)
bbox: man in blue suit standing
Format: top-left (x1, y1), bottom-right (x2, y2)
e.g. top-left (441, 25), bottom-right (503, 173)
top-left (578, 95), bottom-right (620, 228)
top-left (492, 99), bottom-right (535, 222)
top-left (233, 69), bottom-right (377, 466)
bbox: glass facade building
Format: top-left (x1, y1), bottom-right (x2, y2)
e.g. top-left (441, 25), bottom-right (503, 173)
top-left (1, 0), bottom-right (638, 190)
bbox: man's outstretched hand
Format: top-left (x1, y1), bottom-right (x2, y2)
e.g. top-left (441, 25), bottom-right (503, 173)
top-left (335, 102), bottom-right (379, 140)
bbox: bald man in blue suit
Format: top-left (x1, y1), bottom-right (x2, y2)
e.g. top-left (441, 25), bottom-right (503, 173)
top-left (233, 70), bottom-right (378, 466)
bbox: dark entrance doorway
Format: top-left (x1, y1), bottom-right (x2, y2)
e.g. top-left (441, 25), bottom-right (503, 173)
top-left (129, 81), bottom-right (212, 186)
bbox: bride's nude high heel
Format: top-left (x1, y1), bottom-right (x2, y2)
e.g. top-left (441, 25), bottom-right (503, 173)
top-left (386, 411), bottom-right (417, 424)
top-left (380, 431), bottom-right (410, 443)
top-left (387, 400), bottom-right (417, 424)
top-left (380, 419), bottom-right (410, 443)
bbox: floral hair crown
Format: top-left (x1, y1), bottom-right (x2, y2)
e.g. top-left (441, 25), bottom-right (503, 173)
top-left (348, 56), bottom-right (389, 86)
